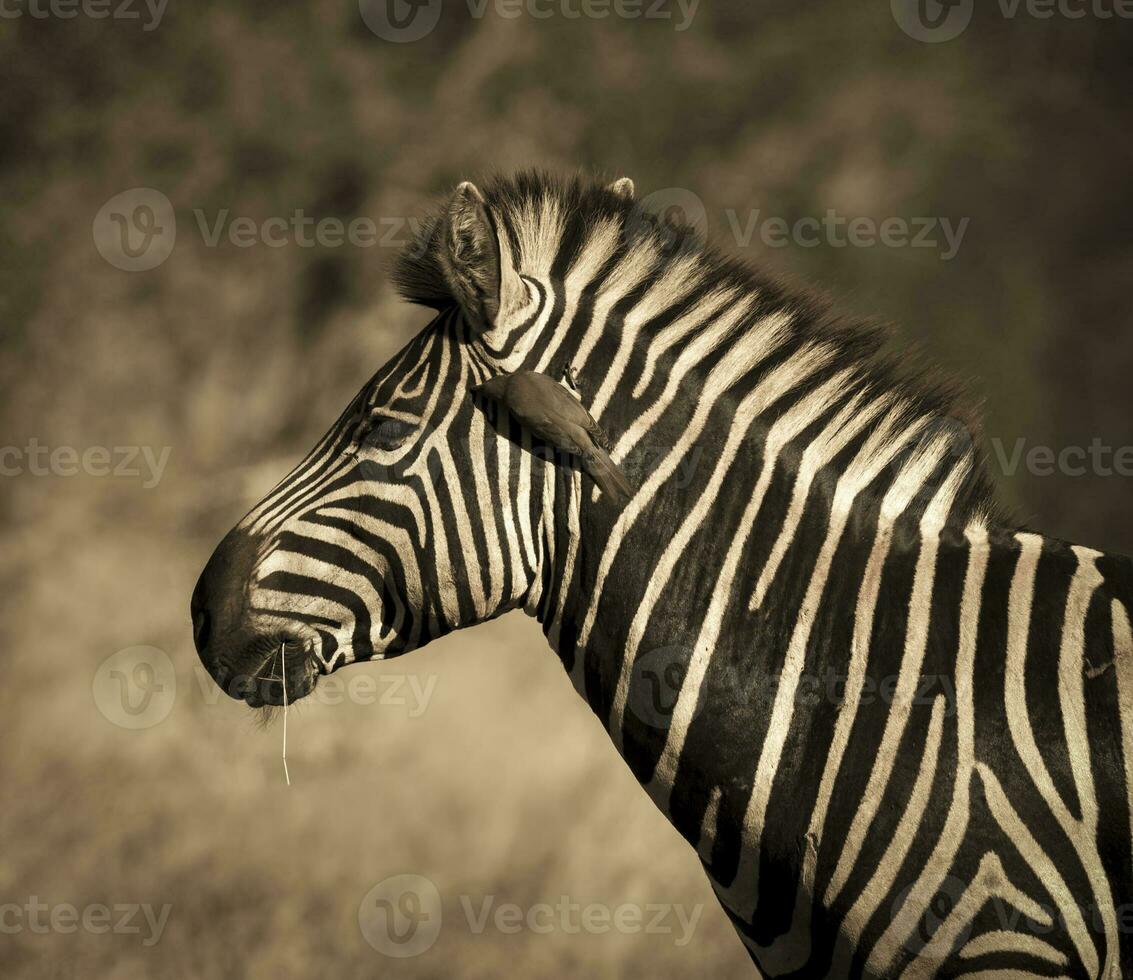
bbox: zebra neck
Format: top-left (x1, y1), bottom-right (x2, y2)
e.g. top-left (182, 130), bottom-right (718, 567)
top-left (527, 330), bottom-right (995, 809)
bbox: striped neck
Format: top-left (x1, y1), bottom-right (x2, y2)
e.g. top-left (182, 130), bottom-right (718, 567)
top-left (483, 198), bottom-right (1008, 809)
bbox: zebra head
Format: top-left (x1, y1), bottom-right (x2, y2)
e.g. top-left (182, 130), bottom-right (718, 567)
top-left (191, 174), bottom-right (639, 708)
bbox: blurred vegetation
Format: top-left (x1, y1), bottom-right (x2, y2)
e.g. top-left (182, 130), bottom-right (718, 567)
top-left (1, 3), bottom-right (1131, 977)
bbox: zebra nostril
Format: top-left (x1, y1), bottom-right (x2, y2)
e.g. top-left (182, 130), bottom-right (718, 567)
top-left (193, 608), bottom-right (211, 654)
top-left (226, 672), bottom-right (254, 700)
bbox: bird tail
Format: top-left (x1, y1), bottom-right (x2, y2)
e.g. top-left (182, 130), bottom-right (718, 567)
top-left (583, 446), bottom-right (633, 505)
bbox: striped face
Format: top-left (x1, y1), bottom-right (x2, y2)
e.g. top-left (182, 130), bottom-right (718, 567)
top-left (189, 303), bottom-right (552, 708)
top-left (190, 173), bottom-right (642, 709)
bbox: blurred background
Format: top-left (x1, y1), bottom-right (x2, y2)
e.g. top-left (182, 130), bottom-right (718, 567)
top-left (1, 2), bottom-right (1132, 977)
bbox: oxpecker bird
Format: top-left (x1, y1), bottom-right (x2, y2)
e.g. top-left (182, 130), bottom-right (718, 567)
top-left (473, 370), bottom-right (634, 506)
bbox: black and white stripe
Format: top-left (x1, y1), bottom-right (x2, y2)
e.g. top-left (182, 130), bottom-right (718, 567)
top-left (198, 172), bottom-right (1133, 978)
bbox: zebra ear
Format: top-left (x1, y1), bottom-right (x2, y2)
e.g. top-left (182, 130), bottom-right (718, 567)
top-left (608, 177), bottom-right (635, 200)
top-left (439, 181), bottom-right (524, 331)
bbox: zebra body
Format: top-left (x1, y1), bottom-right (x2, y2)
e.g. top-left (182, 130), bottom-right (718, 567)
top-left (192, 173), bottom-right (1133, 978)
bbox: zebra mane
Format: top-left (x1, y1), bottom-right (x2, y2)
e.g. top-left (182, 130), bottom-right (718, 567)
top-left (394, 171), bottom-right (1006, 527)
top-left (393, 170), bottom-right (669, 309)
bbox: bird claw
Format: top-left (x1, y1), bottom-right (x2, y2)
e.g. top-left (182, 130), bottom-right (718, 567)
top-left (563, 365), bottom-right (581, 393)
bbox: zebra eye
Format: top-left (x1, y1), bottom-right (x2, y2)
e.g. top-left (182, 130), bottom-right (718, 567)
top-left (350, 411), bottom-right (419, 453)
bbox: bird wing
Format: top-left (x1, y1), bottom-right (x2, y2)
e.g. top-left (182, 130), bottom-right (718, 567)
top-left (583, 415), bottom-right (613, 452)
top-left (511, 372), bottom-right (615, 452)
top-left (489, 371), bottom-right (631, 503)
top-left (583, 445), bottom-right (633, 504)
top-left (529, 413), bottom-right (591, 457)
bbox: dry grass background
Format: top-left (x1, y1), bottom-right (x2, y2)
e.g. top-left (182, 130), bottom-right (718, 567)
top-left (2, 3), bottom-right (1132, 978)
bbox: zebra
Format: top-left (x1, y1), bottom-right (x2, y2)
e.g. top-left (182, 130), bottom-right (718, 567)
top-left (191, 171), bottom-right (1133, 978)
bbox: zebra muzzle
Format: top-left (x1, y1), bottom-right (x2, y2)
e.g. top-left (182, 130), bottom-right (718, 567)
top-left (222, 635), bottom-right (319, 709)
